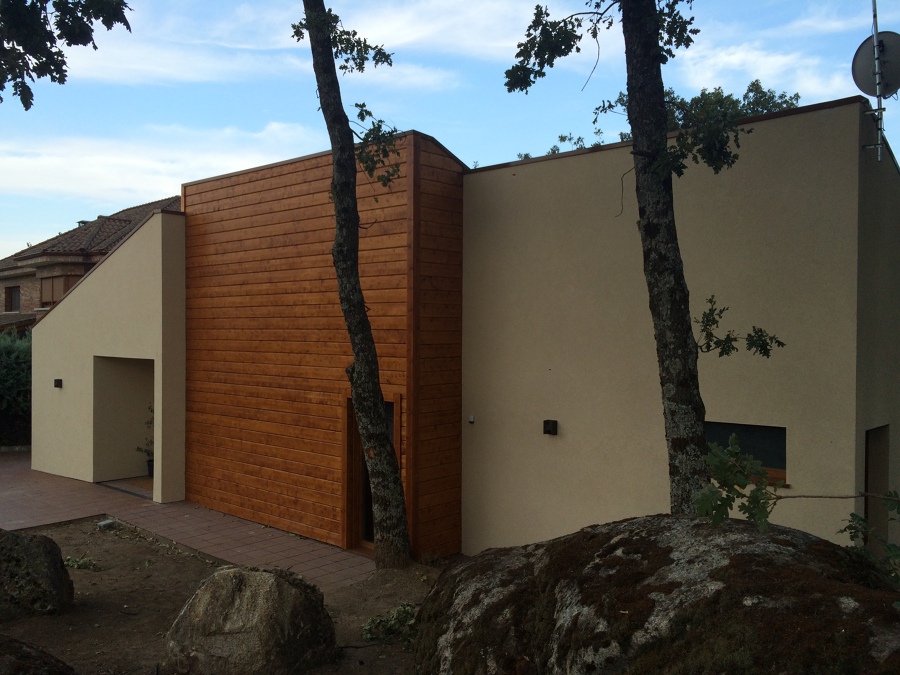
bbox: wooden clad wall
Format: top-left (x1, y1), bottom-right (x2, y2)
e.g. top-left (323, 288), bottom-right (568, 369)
top-left (183, 141), bottom-right (411, 547)
top-left (407, 135), bottom-right (465, 556)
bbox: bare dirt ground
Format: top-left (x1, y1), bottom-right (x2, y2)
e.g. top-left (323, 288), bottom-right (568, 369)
top-left (1, 518), bottom-right (441, 674)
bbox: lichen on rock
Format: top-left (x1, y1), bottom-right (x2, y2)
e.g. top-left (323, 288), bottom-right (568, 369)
top-left (414, 514), bottom-right (900, 674)
top-left (0, 528), bottom-right (73, 621)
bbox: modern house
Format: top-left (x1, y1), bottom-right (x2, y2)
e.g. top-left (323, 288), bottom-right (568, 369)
top-left (1, 197), bottom-right (180, 333)
top-left (31, 96), bottom-right (900, 557)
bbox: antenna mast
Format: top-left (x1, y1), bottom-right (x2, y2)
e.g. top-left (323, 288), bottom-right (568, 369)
top-left (852, 1), bottom-right (898, 162)
top-left (871, 0), bottom-right (885, 161)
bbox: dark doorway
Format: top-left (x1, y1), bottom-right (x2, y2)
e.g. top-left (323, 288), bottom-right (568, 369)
top-left (865, 425), bottom-right (890, 556)
top-left (346, 399), bottom-right (396, 551)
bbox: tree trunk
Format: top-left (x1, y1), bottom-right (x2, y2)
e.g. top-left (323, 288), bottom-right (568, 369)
top-left (621, 0), bottom-right (708, 514)
top-left (302, 0), bottom-right (412, 567)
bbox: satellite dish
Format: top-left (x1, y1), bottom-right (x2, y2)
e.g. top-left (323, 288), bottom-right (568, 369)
top-left (852, 30), bottom-right (900, 98)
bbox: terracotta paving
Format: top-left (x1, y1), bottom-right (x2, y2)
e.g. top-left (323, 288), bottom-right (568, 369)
top-left (0, 451), bottom-right (374, 591)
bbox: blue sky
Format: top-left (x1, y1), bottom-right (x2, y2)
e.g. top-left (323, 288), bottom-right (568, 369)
top-left (1, 0), bottom-right (897, 258)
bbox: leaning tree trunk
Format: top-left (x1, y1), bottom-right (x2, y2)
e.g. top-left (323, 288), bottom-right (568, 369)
top-left (302, 0), bottom-right (412, 567)
top-left (621, 0), bottom-right (709, 514)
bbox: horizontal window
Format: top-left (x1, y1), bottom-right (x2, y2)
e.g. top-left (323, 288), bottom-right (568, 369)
top-left (705, 421), bottom-right (786, 483)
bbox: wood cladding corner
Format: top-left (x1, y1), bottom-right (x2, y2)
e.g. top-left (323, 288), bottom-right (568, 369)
top-left (405, 132), bottom-right (421, 555)
top-left (183, 132), bottom-right (465, 557)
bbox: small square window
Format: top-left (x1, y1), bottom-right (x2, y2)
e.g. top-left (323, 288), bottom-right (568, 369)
top-left (3, 286), bottom-right (20, 312)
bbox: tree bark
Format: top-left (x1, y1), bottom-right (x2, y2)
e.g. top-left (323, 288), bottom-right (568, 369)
top-left (621, 0), bottom-right (709, 514)
top-left (301, 0), bottom-right (412, 567)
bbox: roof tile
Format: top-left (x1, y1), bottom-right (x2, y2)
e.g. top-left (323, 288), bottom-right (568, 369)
top-left (5, 196), bottom-right (181, 264)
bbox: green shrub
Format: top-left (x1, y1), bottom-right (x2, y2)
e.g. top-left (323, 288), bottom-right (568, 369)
top-left (0, 328), bottom-right (31, 415)
top-left (0, 328), bottom-right (32, 445)
top-left (362, 603), bottom-right (418, 645)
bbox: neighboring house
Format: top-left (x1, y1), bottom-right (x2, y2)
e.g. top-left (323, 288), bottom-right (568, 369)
top-left (31, 97), bottom-right (900, 559)
top-left (0, 197), bottom-right (180, 333)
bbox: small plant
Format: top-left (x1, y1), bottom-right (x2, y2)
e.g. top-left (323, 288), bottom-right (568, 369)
top-left (693, 434), bottom-right (783, 530)
top-left (64, 554), bottom-right (101, 571)
top-left (694, 296), bottom-right (785, 358)
top-left (362, 602), bottom-right (417, 645)
top-left (839, 493), bottom-right (900, 580)
top-left (695, 437), bottom-right (900, 580)
top-left (135, 404), bottom-right (154, 458)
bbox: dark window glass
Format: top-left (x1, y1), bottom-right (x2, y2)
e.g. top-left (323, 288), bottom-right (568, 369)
top-left (4, 286), bottom-right (20, 312)
top-left (704, 421), bottom-right (786, 471)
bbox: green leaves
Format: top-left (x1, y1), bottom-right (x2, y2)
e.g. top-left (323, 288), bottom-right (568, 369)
top-left (745, 326), bottom-right (786, 358)
top-left (656, 0), bottom-right (698, 60)
top-left (693, 434), bottom-right (782, 531)
top-left (293, 9), bottom-right (391, 75)
top-left (0, 329), bottom-right (31, 416)
top-left (694, 296), bottom-right (785, 358)
top-left (0, 0), bottom-right (131, 109)
top-left (362, 602), bottom-right (418, 645)
top-left (839, 492), bottom-right (900, 580)
top-left (504, 5), bottom-right (586, 93)
top-left (598, 81), bottom-right (800, 175)
top-left (741, 79), bottom-right (801, 117)
top-left (353, 103), bottom-right (400, 188)
top-left (505, 1), bottom-right (699, 94)
top-left (693, 484), bottom-right (732, 526)
top-left (294, 8), bottom-right (399, 189)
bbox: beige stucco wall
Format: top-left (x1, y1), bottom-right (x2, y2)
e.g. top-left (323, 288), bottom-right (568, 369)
top-left (856, 116), bottom-right (900, 543)
top-left (461, 100), bottom-right (870, 554)
top-left (32, 211), bottom-right (186, 502)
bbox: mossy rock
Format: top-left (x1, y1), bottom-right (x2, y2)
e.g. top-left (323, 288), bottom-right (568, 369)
top-left (414, 514), bottom-right (900, 674)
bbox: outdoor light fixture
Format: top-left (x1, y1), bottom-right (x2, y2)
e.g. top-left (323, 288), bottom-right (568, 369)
top-left (54, 379), bottom-right (63, 388)
top-left (543, 420), bottom-right (558, 435)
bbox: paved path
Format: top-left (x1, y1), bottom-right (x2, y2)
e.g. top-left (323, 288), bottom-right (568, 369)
top-left (0, 451), bottom-right (374, 591)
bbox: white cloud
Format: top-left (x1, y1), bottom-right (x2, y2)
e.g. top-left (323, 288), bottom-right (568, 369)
top-left (350, 62), bottom-right (459, 91)
top-left (0, 123), bottom-right (328, 204)
top-left (66, 38), bottom-right (310, 84)
top-left (341, 1), bottom-right (534, 60)
top-left (63, 0), bottom-right (468, 88)
top-left (675, 41), bottom-right (854, 101)
top-left (200, 3), bottom-right (303, 50)
top-left (341, 0), bottom-right (621, 65)
top-left (60, 0), bottom-right (310, 84)
top-left (773, 7), bottom-right (873, 37)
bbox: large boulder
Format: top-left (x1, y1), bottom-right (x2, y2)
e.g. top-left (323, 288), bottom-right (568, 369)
top-left (415, 514), bottom-right (900, 674)
top-left (0, 529), bottom-right (73, 621)
top-left (0, 635), bottom-right (78, 675)
top-left (161, 566), bottom-right (337, 675)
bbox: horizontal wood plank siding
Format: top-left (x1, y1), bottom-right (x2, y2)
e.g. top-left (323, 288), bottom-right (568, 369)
top-left (184, 139), bottom-right (411, 545)
top-left (411, 136), bottom-right (465, 557)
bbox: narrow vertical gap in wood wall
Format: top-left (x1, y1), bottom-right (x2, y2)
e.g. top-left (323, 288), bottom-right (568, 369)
top-left (405, 132), bottom-right (421, 556)
top-left (340, 390), bottom-right (352, 549)
top-left (393, 392), bottom-right (403, 461)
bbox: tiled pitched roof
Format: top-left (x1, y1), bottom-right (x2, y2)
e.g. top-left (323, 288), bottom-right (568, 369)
top-left (0, 313), bottom-right (37, 330)
top-left (4, 196), bottom-right (181, 266)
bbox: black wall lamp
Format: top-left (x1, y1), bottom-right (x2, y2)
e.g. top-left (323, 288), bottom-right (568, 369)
top-left (543, 420), bottom-right (558, 436)
top-left (54, 379), bottom-right (63, 388)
